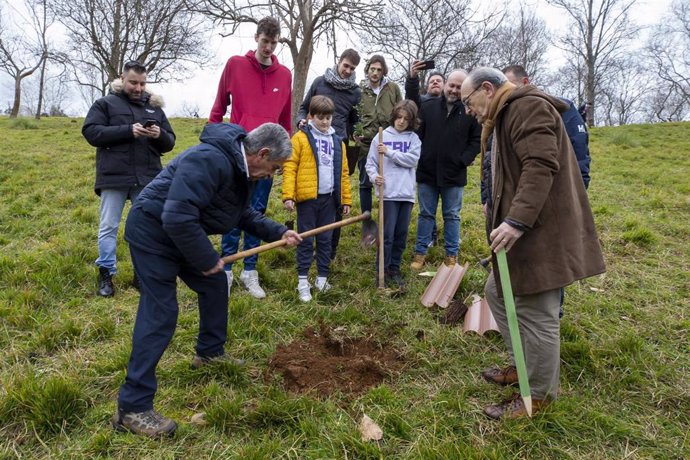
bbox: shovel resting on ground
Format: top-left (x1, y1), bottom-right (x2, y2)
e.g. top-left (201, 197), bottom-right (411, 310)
top-left (222, 211), bottom-right (374, 264)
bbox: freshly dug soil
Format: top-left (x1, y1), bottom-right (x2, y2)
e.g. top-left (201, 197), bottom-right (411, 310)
top-left (267, 324), bottom-right (405, 397)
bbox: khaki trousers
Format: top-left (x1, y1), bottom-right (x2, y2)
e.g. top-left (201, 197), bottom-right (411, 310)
top-left (485, 271), bottom-right (561, 400)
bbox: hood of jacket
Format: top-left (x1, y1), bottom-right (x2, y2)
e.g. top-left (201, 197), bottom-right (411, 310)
top-left (245, 50), bottom-right (281, 74)
top-left (199, 122), bottom-right (248, 174)
top-left (503, 85), bottom-right (570, 114)
top-left (109, 78), bottom-right (164, 108)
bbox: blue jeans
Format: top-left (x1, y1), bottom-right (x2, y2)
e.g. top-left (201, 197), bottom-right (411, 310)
top-left (414, 183), bottom-right (464, 256)
top-left (221, 178), bottom-right (272, 271)
top-left (96, 187), bottom-right (143, 275)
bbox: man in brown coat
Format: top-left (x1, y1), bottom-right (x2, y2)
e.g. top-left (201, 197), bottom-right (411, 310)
top-left (460, 67), bottom-right (605, 419)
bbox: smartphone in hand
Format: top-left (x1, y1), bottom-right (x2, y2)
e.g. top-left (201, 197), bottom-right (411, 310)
top-left (143, 119), bottom-right (157, 128)
top-left (421, 60), bottom-right (435, 70)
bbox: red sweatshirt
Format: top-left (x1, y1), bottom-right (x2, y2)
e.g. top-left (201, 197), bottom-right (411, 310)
top-left (209, 50), bottom-right (292, 134)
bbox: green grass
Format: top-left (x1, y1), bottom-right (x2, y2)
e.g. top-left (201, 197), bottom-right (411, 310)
top-left (1, 117), bottom-right (689, 458)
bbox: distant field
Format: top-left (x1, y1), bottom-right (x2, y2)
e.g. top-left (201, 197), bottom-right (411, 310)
top-left (0, 117), bottom-right (688, 459)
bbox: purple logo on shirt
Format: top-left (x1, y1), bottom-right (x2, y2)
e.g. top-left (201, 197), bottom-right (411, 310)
top-left (383, 140), bottom-right (411, 152)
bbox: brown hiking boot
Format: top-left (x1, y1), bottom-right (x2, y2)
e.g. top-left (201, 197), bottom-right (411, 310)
top-left (484, 393), bottom-right (549, 419)
top-left (481, 365), bottom-right (518, 386)
top-left (444, 256), bottom-right (457, 266)
top-left (190, 354), bottom-right (245, 370)
top-left (410, 254), bottom-right (426, 270)
top-left (112, 409), bottom-right (177, 437)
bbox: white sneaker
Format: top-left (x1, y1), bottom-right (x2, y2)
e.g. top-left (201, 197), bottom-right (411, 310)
top-left (314, 277), bottom-right (332, 292)
top-left (225, 270), bottom-right (233, 296)
top-left (297, 279), bottom-right (312, 302)
top-left (239, 270), bottom-right (266, 299)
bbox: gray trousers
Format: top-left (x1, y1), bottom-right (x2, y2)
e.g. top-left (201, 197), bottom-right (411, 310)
top-left (485, 271), bottom-right (561, 400)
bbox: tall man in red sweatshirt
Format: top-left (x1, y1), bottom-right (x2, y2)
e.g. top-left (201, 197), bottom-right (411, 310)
top-left (209, 17), bottom-right (292, 299)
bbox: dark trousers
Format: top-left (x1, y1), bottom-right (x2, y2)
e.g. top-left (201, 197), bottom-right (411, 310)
top-left (332, 143), bottom-right (358, 259)
top-left (357, 153), bottom-right (373, 214)
top-left (297, 194), bottom-right (337, 277)
top-left (375, 200), bottom-right (413, 272)
top-left (118, 242), bottom-right (228, 412)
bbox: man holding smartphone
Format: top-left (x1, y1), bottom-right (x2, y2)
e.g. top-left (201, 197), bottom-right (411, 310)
top-left (405, 60), bottom-right (481, 270)
top-left (83, 60), bottom-right (176, 297)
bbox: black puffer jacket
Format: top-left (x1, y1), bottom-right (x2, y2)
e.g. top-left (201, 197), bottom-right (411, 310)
top-left (406, 76), bottom-right (481, 187)
top-left (125, 123), bottom-right (288, 273)
top-left (82, 79), bottom-right (176, 195)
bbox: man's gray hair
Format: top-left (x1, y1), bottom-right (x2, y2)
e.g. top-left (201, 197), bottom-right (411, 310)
top-left (243, 123), bottom-right (292, 160)
top-left (467, 67), bottom-right (508, 90)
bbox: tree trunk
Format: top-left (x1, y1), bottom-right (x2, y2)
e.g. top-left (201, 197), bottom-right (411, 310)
top-left (10, 77), bottom-right (21, 118)
top-left (291, 40), bottom-right (314, 128)
top-left (36, 56), bottom-right (47, 120)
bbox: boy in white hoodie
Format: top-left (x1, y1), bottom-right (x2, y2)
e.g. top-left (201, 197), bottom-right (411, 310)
top-left (282, 96), bottom-right (352, 301)
top-left (365, 100), bottom-right (421, 287)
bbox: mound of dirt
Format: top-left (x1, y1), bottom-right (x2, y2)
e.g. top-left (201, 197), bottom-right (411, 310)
top-left (267, 324), bottom-right (404, 397)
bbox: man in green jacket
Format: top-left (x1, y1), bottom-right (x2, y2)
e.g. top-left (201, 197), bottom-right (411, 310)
top-left (354, 55), bottom-right (402, 213)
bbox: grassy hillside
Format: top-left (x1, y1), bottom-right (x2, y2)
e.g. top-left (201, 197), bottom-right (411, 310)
top-left (0, 116), bottom-right (688, 459)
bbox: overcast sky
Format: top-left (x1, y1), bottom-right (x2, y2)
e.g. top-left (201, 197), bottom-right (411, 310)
top-left (0, 0), bottom-right (669, 117)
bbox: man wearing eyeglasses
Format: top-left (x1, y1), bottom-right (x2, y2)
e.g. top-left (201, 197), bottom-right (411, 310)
top-left (405, 62), bottom-right (481, 271)
top-left (83, 60), bottom-right (176, 298)
top-left (460, 67), bottom-right (605, 419)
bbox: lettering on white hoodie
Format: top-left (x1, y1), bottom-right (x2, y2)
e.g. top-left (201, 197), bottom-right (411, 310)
top-left (365, 126), bottom-right (421, 202)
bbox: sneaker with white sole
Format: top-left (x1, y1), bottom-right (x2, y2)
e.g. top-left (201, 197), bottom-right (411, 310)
top-left (224, 270), bottom-right (233, 296)
top-left (239, 270), bottom-right (266, 298)
top-left (297, 279), bottom-right (312, 302)
top-left (314, 277), bottom-right (332, 292)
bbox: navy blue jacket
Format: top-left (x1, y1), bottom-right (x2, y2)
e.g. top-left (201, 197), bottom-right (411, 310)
top-left (406, 76), bottom-right (482, 187)
top-left (82, 81), bottom-right (176, 195)
top-left (480, 97), bottom-right (591, 206)
top-left (297, 76), bottom-right (361, 141)
top-left (125, 123), bottom-right (288, 273)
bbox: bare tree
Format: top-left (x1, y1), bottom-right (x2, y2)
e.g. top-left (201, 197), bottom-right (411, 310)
top-left (359, 0), bottom-right (503, 83)
top-left (51, 0), bottom-right (213, 98)
top-left (547, 0), bottom-right (641, 126)
top-left (479, 6), bottom-right (550, 82)
top-left (191, 0), bottom-right (382, 122)
top-left (597, 56), bottom-right (649, 125)
top-left (645, 0), bottom-right (690, 121)
top-left (0, 0), bottom-right (49, 118)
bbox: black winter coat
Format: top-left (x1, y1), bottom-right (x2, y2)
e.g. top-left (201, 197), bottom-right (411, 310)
top-left (124, 123), bottom-right (288, 273)
top-left (82, 80), bottom-right (176, 195)
top-left (406, 76), bottom-right (481, 187)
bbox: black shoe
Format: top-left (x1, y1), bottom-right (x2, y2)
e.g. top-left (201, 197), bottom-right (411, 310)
top-left (132, 272), bottom-right (140, 291)
top-left (97, 266), bottom-right (114, 297)
top-left (388, 268), bottom-right (405, 288)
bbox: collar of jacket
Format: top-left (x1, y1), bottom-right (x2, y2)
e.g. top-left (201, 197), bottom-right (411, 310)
top-left (109, 78), bottom-right (164, 107)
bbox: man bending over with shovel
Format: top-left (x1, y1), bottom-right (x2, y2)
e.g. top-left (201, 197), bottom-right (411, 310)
top-left (112, 122), bottom-right (301, 437)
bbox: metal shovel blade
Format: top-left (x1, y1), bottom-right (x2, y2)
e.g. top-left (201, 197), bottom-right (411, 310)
top-left (361, 218), bottom-right (378, 248)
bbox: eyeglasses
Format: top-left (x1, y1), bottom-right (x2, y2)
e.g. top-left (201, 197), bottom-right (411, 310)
top-left (462, 85), bottom-right (481, 107)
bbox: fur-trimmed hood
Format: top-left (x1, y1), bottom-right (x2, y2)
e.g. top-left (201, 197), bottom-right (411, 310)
top-left (110, 78), bottom-right (165, 108)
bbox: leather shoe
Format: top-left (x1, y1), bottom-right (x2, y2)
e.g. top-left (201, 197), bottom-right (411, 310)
top-left (482, 365), bottom-right (518, 386)
top-left (484, 393), bottom-right (549, 419)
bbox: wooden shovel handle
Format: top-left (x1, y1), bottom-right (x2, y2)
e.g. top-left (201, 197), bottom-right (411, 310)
top-left (378, 127), bottom-right (385, 288)
top-left (221, 211), bottom-right (371, 264)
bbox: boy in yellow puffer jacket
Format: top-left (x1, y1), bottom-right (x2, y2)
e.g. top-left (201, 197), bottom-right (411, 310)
top-left (282, 96), bottom-right (352, 302)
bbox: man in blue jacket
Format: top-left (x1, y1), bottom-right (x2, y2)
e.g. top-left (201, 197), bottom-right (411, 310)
top-left (112, 122), bottom-right (301, 438)
top-left (502, 65), bottom-right (591, 188)
top-left (83, 60), bottom-right (176, 297)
